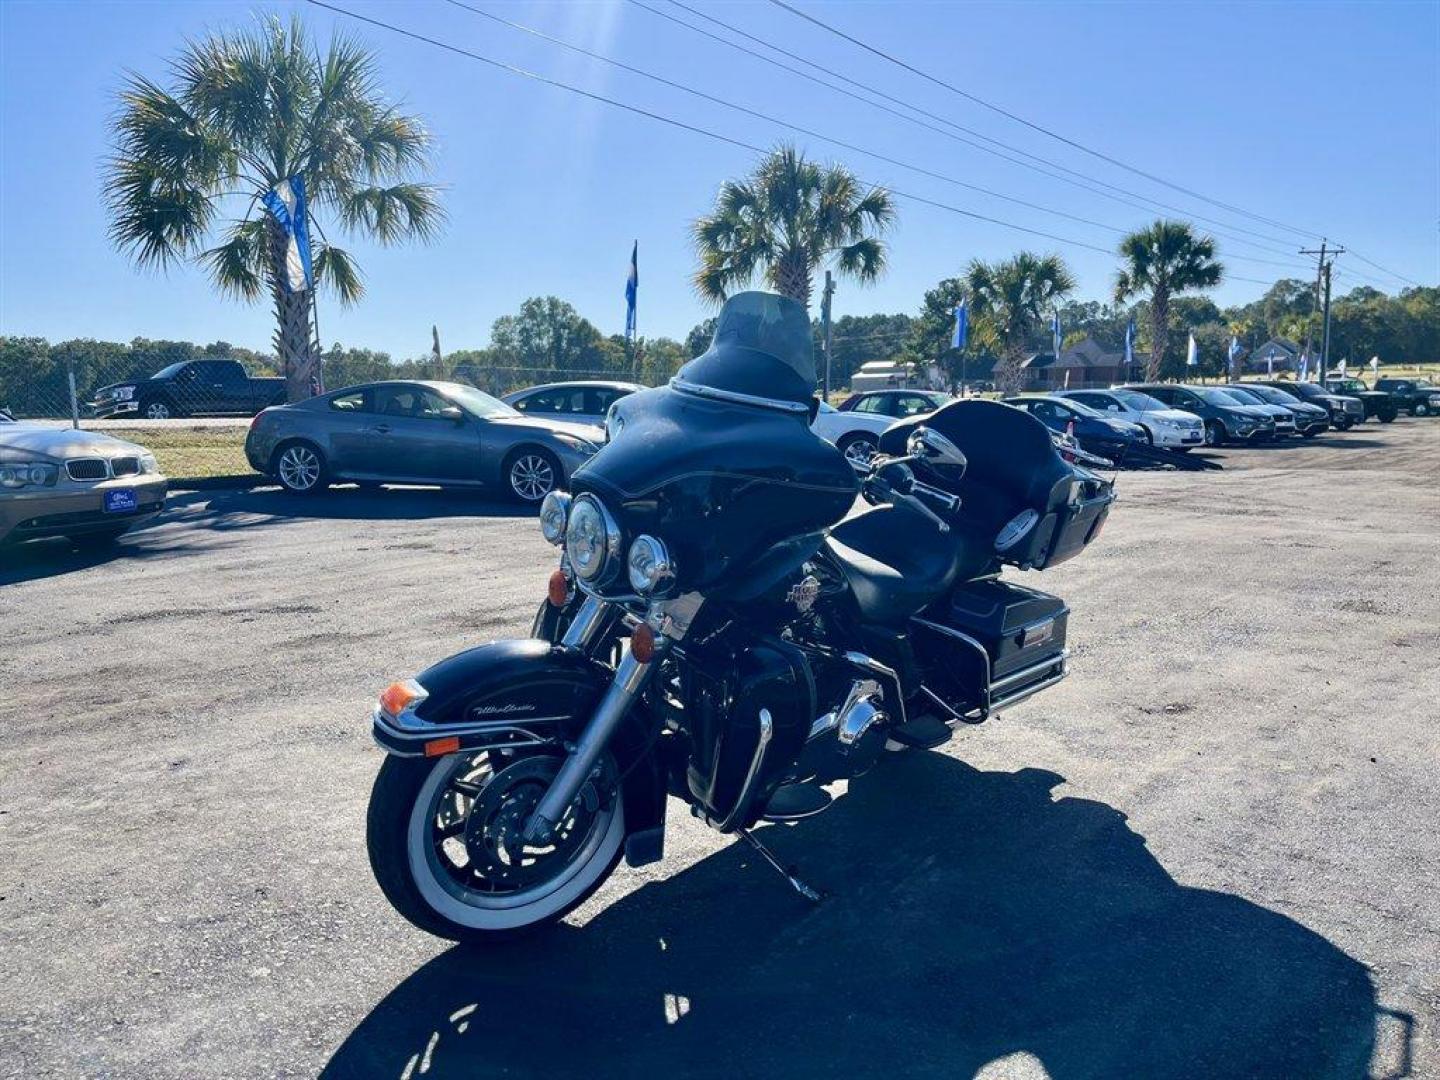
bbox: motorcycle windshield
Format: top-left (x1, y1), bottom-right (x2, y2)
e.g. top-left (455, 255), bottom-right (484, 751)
top-left (672, 291), bottom-right (817, 408)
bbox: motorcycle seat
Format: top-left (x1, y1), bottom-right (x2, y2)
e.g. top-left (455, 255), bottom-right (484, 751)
top-left (825, 504), bottom-right (992, 624)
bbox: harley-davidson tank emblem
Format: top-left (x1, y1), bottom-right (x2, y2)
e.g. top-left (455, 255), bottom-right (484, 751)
top-left (787, 575), bottom-right (821, 613)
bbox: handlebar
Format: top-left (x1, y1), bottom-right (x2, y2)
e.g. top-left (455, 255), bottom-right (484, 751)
top-left (861, 458), bottom-right (957, 533)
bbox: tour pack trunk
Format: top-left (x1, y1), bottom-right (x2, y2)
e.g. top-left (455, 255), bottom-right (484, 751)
top-left (913, 579), bottom-right (1069, 721)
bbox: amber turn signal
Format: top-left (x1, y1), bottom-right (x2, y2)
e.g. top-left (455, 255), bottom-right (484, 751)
top-left (630, 621), bottom-right (656, 663)
top-left (379, 678), bottom-right (426, 718)
top-left (547, 569), bottom-right (570, 607)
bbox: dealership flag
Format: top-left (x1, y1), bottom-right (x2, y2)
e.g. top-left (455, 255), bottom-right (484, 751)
top-left (1052, 309), bottom-right (1062, 360)
top-left (260, 177), bottom-right (313, 293)
top-left (1370, 356), bottom-right (1380, 373)
top-left (1227, 335), bottom-right (1241, 377)
top-left (624, 241), bottom-right (638, 339)
top-left (1124, 319), bottom-right (1135, 368)
top-left (951, 299), bottom-right (968, 350)
top-left (1186, 333), bottom-right (1198, 368)
top-left (1297, 352), bottom-right (1308, 381)
top-left (1338, 358), bottom-right (1347, 377)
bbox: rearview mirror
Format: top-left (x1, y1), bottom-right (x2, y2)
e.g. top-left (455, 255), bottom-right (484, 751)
top-left (439, 405), bottom-right (465, 424)
top-left (906, 425), bottom-right (967, 474)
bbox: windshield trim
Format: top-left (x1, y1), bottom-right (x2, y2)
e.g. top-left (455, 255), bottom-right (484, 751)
top-left (670, 377), bottom-right (810, 415)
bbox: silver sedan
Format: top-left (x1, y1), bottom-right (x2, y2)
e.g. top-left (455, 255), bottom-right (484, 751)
top-left (244, 381), bottom-right (604, 502)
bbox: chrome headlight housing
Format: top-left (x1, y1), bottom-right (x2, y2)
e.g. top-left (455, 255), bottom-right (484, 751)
top-left (539, 489), bottom-right (570, 545)
top-left (627, 534), bottom-right (676, 596)
top-left (564, 494), bottom-right (622, 584)
top-left (138, 452), bottom-right (160, 475)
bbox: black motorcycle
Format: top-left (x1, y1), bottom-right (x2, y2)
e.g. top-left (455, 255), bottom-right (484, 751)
top-left (365, 292), bottom-right (1116, 942)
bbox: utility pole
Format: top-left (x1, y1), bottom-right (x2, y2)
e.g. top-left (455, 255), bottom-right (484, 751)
top-left (1300, 240), bottom-right (1343, 381)
top-left (820, 270), bottom-right (835, 398)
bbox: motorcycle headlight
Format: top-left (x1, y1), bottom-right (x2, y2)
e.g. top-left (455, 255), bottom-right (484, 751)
top-left (539, 489), bottom-right (570, 545)
top-left (564, 494), bottom-right (622, 583)
top-left (627, 534), bottom-right (676, 596)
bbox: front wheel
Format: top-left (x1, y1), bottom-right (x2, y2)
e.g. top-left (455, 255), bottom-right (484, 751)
top-left (367, 747), bottom-right (625, 943)
top-left (1203, 421), bottom-right (1226, 447)
top-left (1414, 403), bottom-right (1431, 417)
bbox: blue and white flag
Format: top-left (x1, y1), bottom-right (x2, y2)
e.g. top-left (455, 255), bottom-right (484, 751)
top-left (1186, 333), bottom-right (1198, 368)
top-left (260, 176), bottom-right (313, 293)
top-left (1227, 335), bottom-right (1241, 377)
top-left (1297, 352), bottom-right (1308, 381)
top-left (1051, 309), bottom-right (1062, 359)
top-left (1124, 318), bottom-right (1135, 368)
top-left (951, 299), bottom-right (968, 350)
top-left (624, 241), bottom-right (638, 338)
top-left (1370, 356), bottom-right (1379, 374)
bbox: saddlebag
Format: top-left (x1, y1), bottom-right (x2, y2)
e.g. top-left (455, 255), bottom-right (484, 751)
top-left (913, 579), bottom-right (1068, 720)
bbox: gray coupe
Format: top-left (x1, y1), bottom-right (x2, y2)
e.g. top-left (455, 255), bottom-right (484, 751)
top-left (244, 381), bottom-right (604, 502)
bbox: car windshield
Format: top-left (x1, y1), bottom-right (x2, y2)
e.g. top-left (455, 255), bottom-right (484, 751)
top-left (443, 384), bottom-right (522, 419)
top-left (1045, 397), bottom-right (1102, 418)
top-left (1113, 390), bottom-right (1167, 411)
top-left (1238, 385), bottom-right (1290, 405)
top-left (1416, 380), bottom-right (1434, 389)
top-left (1223, 387), bottom-right (1264, 404)
top-left (1284, 383), bottom-right (1324, 400)
top-left (1198, 388), bottom-right (1250, 406)
top-left (152, 361), bottom-right (188, 379)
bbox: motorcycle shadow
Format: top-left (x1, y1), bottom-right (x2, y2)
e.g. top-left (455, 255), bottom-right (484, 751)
top-left (324, 754), bottom-right (1379, 1079)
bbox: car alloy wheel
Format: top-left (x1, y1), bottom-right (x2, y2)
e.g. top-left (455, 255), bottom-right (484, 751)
top-left (840, 434), bottom-right (878, 466)
top-left (1204, 421), bottom-right (1223, 447)
top-left (277, 444), bottom-right (322, 492)
top-left (509, 453), bottom-right (556, 502)
top-left (1416, 403), bottom-right (1431, 417)
top-left (144, 401), bottom-right (172, 420)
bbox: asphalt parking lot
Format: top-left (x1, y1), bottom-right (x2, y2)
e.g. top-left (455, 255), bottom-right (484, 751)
top-left (2, 419), bottom-right (1436, 1079)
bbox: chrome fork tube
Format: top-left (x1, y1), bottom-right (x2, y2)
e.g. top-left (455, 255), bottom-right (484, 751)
top-left (522, 640), bottom-right (665, 843)
top-left (561, 596), bottom-right (609, 652)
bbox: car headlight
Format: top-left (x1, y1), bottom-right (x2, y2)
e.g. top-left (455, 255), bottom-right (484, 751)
top-left (0, 462), bottom-right (59, 489)
top-left (115, 386), bottom-right (136, 401)
top-left (627, 535), bottom-right (676, 596)
top-left (553, 432), bottom-right (600, 454)
top-left (139, 452), bottom-right (159, 475)
top-left (564, 494), bottom-right (622, 584)
top-left (539, 489), bottom-right (570, 545)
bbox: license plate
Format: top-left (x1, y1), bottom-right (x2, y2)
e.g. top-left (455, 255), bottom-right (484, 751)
top-left (1183, 432), bottom-right (1201, 442)
top-left (104, 489), bottom-right (138, 514)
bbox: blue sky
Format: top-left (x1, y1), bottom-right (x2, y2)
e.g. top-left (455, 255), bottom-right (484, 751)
top-left (1, 0), bottom-right (1436, 359)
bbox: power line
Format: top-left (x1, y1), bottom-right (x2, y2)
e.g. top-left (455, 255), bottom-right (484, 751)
top-left (443, 0), bottom-right (1129, 238)
top-left (305, 0), bottom-right (1124, 257)
top-left (306, 0), bottom-right (1295, 300)
top-left (639, 0), bottom-right (1313, 263)
top-left (1342, 248), bottom-right (1422, 289)
top-left (767, 0), bottom-right (1326, 243)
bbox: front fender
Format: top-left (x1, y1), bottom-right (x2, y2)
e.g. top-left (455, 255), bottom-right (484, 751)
top-left (371, 637), bottom-right (667, 860)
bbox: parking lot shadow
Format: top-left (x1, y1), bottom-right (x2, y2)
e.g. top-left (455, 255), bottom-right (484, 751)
top-left (0, 521), bottom-right (209, 586)
top-left (323, 754), bottom-right (1382, 1079)
top-left (168, 484), bottom-right (534, 528)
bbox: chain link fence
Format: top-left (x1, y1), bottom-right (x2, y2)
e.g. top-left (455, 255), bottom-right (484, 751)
top-left (0, 338), bottom-right (675, 484)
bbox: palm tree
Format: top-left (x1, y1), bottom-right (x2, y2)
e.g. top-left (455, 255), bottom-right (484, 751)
top-left (105, 16), bottom-right (442, 401)
top-left (1114, 221), bottom-right (1223, 381)
top-left (964, 253), bottom-right (1076, 391)
top-left (692, 144), bottom-right (895, 309)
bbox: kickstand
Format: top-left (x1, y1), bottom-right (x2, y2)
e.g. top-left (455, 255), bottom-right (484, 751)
top-left (738, 828), bottom-right (825, 903)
